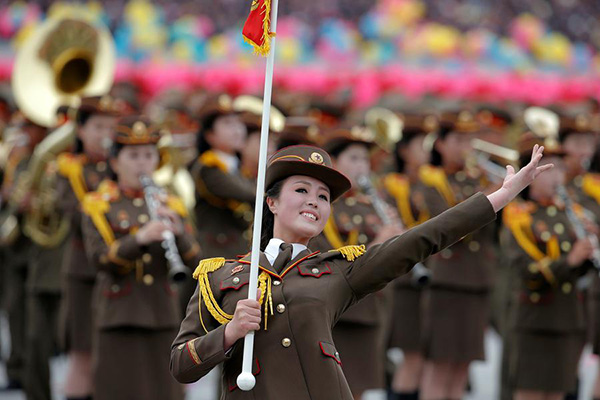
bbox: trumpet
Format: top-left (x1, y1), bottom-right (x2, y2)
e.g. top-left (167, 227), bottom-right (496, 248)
top-left (556, 185), bottom-right (600, 274)
top-left (356, 175), bottom-right (431, 287)
top-left (139, 175), bottom-right (190, 283)
top-left (467, 139), bottom-right (519, 183)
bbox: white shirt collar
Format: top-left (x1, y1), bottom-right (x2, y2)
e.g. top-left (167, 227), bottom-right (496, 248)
top-left (264, 238), bottom-right (307, 265)
top-left (213, 150), bottom-right (239, 173)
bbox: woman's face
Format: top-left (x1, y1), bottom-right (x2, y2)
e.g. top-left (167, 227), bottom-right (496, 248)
top-left (562, 133), bottom-right (596, 173)
top-left (206, 114), bottom-right (247, 154)
top-left (333, 143), bottom-right (370, 188)
top-left (267, 175), bottom-right (331, 244)
top-left (78, 114), bottom-right (117, 159)
top-left (110, 144), bottom-right (160, 190)
top-left (399, 134), bottom-right (430, 169)
top-left (435, 132), bottom-right (473, 170)
top-left (529, 157), bottom-right (566, 200)
top-left (241, 131), bottom-right (277, 175)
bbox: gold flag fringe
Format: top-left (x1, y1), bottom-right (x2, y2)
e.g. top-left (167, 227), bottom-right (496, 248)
top-left (242, 0), bottom-right (275, 57)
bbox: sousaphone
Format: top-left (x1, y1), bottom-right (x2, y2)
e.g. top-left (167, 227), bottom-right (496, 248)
top-left (1, 15), bottom-right (115, 246)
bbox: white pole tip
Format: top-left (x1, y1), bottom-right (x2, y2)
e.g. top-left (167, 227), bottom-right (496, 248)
top-left (237, 372), bottom-right (256, 391)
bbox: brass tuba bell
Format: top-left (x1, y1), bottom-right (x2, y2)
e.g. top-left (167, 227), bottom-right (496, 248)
top-left (12, 15), bottom-right (116, 127)
top-left (1, 15), bottom-right (116, 247)
top-left (364, 107), bottom-right (403, 152)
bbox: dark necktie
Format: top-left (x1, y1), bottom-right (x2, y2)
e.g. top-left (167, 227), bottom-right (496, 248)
top-left (272, 242), bottom-right (293, 273)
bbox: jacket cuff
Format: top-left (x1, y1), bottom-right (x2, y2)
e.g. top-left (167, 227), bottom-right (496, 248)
top-left (107, 235), bottom-right (144, 266)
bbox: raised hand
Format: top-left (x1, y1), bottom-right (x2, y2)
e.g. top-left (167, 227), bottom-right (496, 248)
top-left (487, 145), bottom-right (554, 212)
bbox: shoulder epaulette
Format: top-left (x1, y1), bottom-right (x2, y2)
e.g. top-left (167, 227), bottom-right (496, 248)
top-left (166, 194), bottom-right (188, 217)
top-left (57, 153), bottom-right (84, 177)
top-left (82, 192), bottom-right (110, 216)
top-left (82, 191), bottom-right (115, 245)
top-left (418, 165), bottom-right (456, 206)
top-left (192, 257), bottom-right (227, 280)
top-left (503, 201), bottom-right (558, 285)
top-left (583, 173), bottom-right (600, 205)
top-left (329, 244), bottom-right (366, 262)
top-left (199, 150), bottom-right (228, 173)
top-left (96, 179), bottom-right (120, 202)
top-left (384, 173), bottom-right (408, 196)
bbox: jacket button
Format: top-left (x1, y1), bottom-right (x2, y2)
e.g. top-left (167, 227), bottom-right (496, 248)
top-left (138, 214), bottom-right (150, 224)
top-left (276, 304), bottom-right (286, 313)
top-left (468, 241), bottom-right (480, 252)
top-left (561, 241), bottom-right (572, 252)
top-left (143, 274), bottom-right (154, 286)
top-left (111, 284), bottom-right (120, 293)
top-left (281, 338), bottom-right (291, 348)
top-left (232, 277), bottom-right (240, 285)
top-left (311, 268), bottom-right (319, 274)
top-left (562, 282), bottom-right (572, 294)
top-left (142, 253), bottom-right (152, 263)
top-left (529, 293), bottom-right (540, 303)
top-left (273, 280), bottom-right (281, 286)
top-left (133, 198), bottom-right (144, 207)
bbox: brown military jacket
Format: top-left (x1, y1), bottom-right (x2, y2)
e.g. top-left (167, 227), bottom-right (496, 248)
top-left (57, 153), bottom-right (112, 281)
top-left (564, 174), bottom-right (600, 309)
top-left (81, 181), bottom-right (202, 330)
top-left (383, 172), bottom-right (431, 288)
top-left (191, 150), bottom-right (255, 258)
top-left (2, 152), bottom-right (32, 269)
top-left (420, 166), bottom-right (497, 290)
top-left (309, 189), bottom-right (388, 325)
top-left (27, 156), bottom-right (71, 293)
top-left (503, 200), bottom-right (590, 332)
top-left (171, 193), bottom-right (495, 399)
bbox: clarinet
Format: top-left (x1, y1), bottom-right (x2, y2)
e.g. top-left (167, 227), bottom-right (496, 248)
top-left (356, 175), bottom-right (431, 287)
top-left (556, 185), bottom-right (600, 274)
top-left (139, 175), bottom-right (190, 282)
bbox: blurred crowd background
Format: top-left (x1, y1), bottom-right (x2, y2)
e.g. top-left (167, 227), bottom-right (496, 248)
top-left (0, 0), bottom-right (598, 107)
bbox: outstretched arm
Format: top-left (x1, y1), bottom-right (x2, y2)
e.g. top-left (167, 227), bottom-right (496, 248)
top-left (344, 145), bottom-right (554, 298)
top-left (487, 144), bottom-right (553, 212)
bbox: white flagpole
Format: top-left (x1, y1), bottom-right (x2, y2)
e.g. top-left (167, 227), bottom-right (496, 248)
top-left (237, 0), bottom-right (279, 391)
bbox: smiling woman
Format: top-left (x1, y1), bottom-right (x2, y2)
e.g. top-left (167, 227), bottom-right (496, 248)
top-left (170, 144), bottom-right (552, 400)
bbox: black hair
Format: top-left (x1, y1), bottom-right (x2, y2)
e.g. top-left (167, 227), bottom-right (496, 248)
top-left (394, 129), bottom-right (427, 173)
top-left (258, 179), bottom-right (285, 251)
top-left (76, 109), bottom-right (94, 127)
top-left (197, 112), bottom-right (223, 155)
top-left (196, 113), bottom-right (243, 160)
top-left (75, 109), bottom-right (107, 154)
top-left (328, 141), bottom-right (371, 159)
top-left (590, 144), bottom-right (600, 173)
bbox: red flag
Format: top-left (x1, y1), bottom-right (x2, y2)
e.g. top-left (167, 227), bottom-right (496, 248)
top-left (242, 0), bottom-right (274, 56)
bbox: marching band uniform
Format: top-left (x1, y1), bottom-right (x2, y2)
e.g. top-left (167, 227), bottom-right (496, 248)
top-left (0, 113), bottom-right (47, 390)
top-left (81, 117), bottom-right (201, 400)
top-left (420, 112), bottom-right (497, 365)
top-left (170, 145), bottom-right (497, 400)
top-left (384, 116), bottom-right (433, 354)
top-left (192, 96), bottom-right (255, 258)
top-left (57, 97), bottom-right (120, 355)
top-left (309, 131), bottom-right (390, 396)
top-left (503, 193), bottom-right (590, 392)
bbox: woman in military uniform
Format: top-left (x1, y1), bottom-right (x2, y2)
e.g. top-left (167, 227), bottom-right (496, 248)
top-left (82, 115), bottom-right (202, 400)
top-left (502, 142), bottom-right (593, 400)
top-left (191, 95), bottom-right (255, 258)
top-left (308, 129), bottom-right (402, 399)
top-left (418, 111), bottom-right (499, 400)
top-left (170, 141), bottom-right (549, 400)
top-left (56, 96), bottom-right (120, 400)
top-left (385, 114), bottom-right (436, 400)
